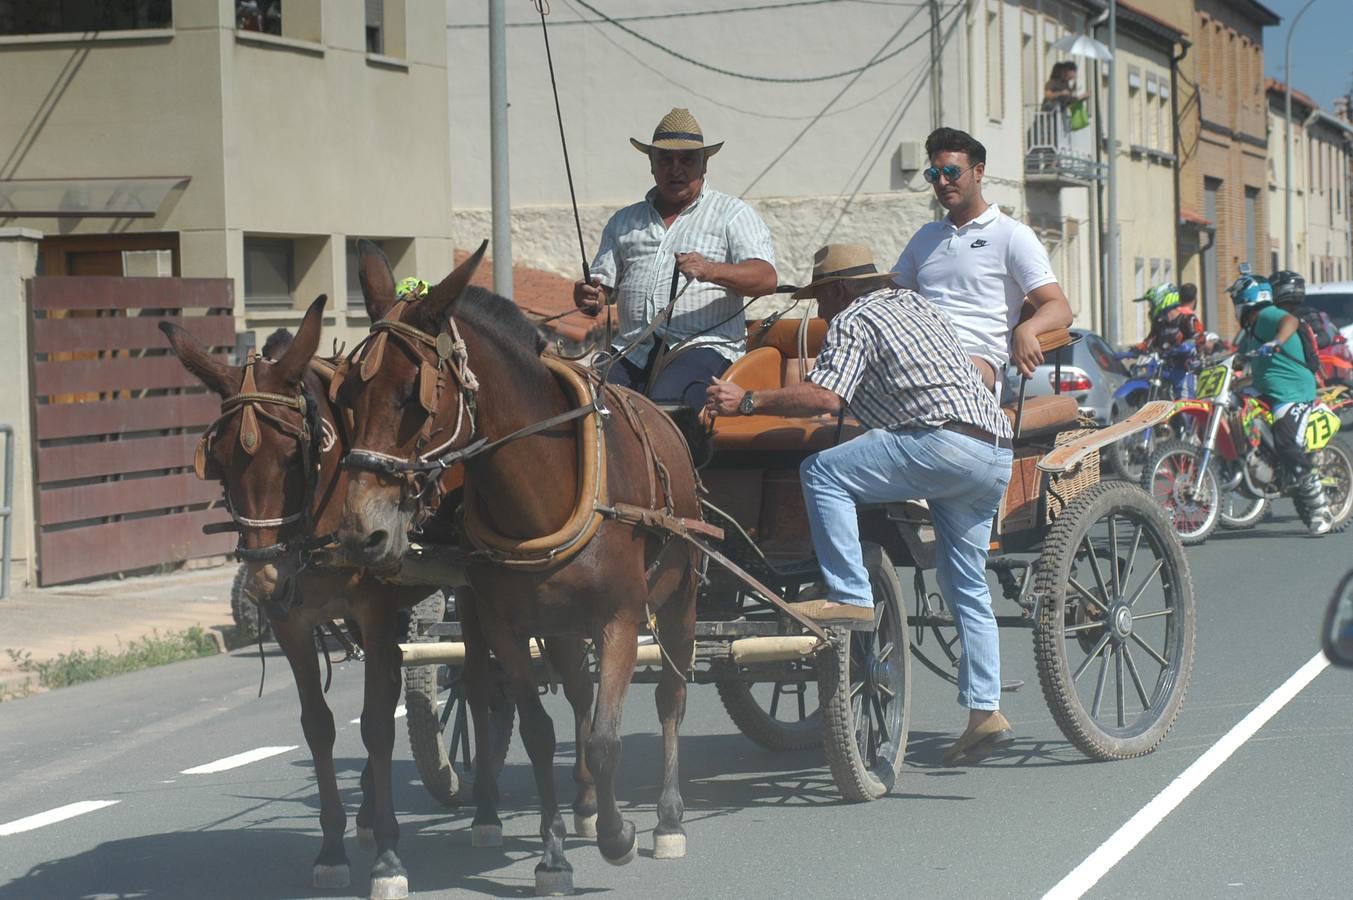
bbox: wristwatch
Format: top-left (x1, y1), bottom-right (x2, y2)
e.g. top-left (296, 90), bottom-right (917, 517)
top-left (738, 391), bottom-right (757, 416)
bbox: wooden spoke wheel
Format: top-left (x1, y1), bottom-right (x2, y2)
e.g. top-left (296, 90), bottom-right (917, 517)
top-left (1033, 483), bottom-right (1195, 760)
top-left (820, 543), bottom-right (912, 802)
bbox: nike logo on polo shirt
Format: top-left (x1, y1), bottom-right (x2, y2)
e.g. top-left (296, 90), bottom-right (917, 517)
top-left (970, 239), bottom-right (989, 248)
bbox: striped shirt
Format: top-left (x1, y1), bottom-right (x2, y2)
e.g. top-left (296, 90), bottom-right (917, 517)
top-left (807, 286), bottom-right (1012, 438)
top-left (590, 185), bottom-right (776, 365)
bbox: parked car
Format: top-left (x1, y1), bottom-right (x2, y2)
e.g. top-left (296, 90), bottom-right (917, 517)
top-left (1002, 327), bottom-right (1130, 426)
top-left (1307, 281), bottom-right (1353, 343)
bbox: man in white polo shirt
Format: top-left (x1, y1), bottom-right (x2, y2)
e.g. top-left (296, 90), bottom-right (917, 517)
top-left (892, 127), bottom-right (1073, 389)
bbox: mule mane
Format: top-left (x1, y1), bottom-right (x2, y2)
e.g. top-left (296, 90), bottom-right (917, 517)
top-left (452, 285), bottom-right (547, 360)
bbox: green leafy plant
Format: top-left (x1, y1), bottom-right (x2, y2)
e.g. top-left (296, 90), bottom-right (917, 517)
top-left (4, 627), bottom-right (221, 693)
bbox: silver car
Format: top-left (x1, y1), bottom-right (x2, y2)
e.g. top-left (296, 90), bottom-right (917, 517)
top-left (1002, 327), bottom-right (1131, 425)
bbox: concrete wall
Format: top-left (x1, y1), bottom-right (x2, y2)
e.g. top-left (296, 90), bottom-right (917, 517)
top-left (1306, 116), bottom-right (1353, 284)
top-left (0, 231), bottom-right (40, 582)
top-left (445, 0), bottom-right (966, 293)
top-left (1267, 100), bottom-right (1311, 277)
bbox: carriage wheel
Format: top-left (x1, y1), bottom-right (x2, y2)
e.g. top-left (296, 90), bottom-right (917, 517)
top-left (1033, 482), bottom-right (1195, 760)
top-left (820, 543), bottom-right (912, 802)
top-left (1142, 439), bottom-right (1221, 545)
top-left (402, 593), bottom-right (515, 807)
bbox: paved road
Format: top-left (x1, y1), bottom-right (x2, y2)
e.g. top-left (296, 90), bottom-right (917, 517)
top-left (2, 503), bottom-right (1349, 899)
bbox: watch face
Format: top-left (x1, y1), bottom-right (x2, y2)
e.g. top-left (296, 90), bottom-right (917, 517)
top-left (739, 392), bottom-right (755, 415)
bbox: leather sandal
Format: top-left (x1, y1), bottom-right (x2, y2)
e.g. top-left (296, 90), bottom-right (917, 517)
top-left (942, 711), bottom-right (1015, 765)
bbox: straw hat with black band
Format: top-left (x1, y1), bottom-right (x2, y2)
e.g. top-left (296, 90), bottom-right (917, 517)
top-left (630, 108), bottom-right (724, 157)
top-left (791, 244), bottom-right (895, 299)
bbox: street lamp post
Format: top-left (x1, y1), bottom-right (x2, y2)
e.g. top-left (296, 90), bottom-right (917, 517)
top-left (489, 0), bottom-right (512, 298)
top-left (1106, 0), bottom-right (1119, 346)
top-left (1284, 0), bottom-right (1318, 270)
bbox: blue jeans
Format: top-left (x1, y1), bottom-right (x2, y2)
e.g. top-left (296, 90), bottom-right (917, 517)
top-left (801, 428), bottom-right (1013, 710)
top-left (606, 346), bottom-right (729, 410)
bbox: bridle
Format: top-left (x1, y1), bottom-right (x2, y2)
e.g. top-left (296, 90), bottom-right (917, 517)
top-left (196, 352), bottom-right (330, 566)
top-left (336, 287), bottom-right (604, 524)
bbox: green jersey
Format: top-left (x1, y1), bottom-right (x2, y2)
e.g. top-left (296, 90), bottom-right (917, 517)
top-left (1238, 304), bottom-right (1316, 405)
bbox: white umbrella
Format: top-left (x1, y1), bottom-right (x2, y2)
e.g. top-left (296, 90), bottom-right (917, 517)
top-left (1051, 33), bottom-right (1113, 62)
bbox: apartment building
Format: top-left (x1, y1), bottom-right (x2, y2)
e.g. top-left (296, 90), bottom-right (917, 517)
top-left (1266, 79), bottom-right (1316, 277)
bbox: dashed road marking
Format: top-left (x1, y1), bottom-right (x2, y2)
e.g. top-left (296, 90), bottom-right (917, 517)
top-left (181, 745), bottom-right (298, 775)
top-left (351, 704), bottom-right (406, 725)
top-left (1044, 652), bottom-right (1330, 899)
top-left (0, 800), bottom-right (120, 836)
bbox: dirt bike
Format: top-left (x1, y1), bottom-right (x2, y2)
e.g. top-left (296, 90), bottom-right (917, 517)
top-left (1103, 347), bottom-right (1200, 481)
top-left (1142, 351), bottom-right (1353, 544)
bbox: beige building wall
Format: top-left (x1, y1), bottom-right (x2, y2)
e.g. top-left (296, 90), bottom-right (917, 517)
top-left (1266, 87), bottom-right (1312, 278)
top-left (0, 0), bottom-right (453, 350)
top-left (1305, 112), bottom-right (1353, 284)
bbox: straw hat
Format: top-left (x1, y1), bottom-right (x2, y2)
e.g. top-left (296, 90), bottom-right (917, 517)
top-left (791, 244), bottom-right (894, 299)
top-left (630, 108), bottom-right (723, 156)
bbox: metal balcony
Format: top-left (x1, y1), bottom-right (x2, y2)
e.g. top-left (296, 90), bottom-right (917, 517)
top-left (1024, 107), bottom-right (1105, 186)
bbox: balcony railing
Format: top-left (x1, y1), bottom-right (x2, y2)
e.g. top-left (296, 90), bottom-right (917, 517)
top-left (1025, 106), bottom-right (1105, 185)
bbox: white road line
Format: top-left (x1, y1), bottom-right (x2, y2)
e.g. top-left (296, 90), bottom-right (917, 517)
top-left (1044, 652), bottom-right (1330, 900)
top-left (350, 705), bottom-right (406, 725)
top-left (0, 800), bottom-right (120, 837)
top-left (180, 745), bottom-right (298, 775)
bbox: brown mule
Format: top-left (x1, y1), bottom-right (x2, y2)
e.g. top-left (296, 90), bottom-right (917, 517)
top-left (161, 296), bottom-right (436, 900)
top-left (337, 241), bottom-right (701, 892)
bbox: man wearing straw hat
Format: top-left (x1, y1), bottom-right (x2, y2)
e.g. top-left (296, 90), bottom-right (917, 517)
top-left (706, 244), bottom-right (1017, 766)
top-left (574, 108), bottom-right (777, 410)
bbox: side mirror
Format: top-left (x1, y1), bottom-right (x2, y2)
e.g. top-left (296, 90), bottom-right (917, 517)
top-left (1321, 571), bottom-right (1353, 668)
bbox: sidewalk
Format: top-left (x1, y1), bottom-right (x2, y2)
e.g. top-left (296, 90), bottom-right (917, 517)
top-left (0, 563), bottom-right (238, 698)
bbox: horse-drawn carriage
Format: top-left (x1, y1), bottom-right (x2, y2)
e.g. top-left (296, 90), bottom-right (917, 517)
top-left (165, 245), bottom-right (1193, 898)
top-left (397, 305), bottom-right (1196, 807)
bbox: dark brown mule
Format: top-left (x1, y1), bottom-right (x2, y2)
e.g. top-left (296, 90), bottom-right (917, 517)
top-left (161, 296), bottom-right (433, 900)
top-left (337, 242), bottom-right (701, 892)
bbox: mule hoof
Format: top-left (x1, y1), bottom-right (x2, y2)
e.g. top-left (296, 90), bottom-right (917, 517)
top-left (599, 822), bottom-right (637, 867)
top-left (653, 831), bottom-right (687, 860)
top-left (471, 824), bottom-right (503, 848)
top-left (572, 813), bottom-right (597, 839)
top-left (312, 863), bottom-right (350, 889)
top-left (356, 826), bottom-right (376, 850)
top-left (369, 874), bottom-right (409, 900)
top-left (534, 867), bottom-right (574, 896)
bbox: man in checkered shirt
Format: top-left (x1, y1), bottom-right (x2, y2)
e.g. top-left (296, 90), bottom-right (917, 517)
top-left (707, 244), bottom-right (1017, 765)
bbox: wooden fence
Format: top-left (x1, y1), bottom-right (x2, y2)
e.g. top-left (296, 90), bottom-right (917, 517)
top-left (26, 277), bottom-right (236, 585)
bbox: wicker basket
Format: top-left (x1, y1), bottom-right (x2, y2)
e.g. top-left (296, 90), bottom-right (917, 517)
top-left (1045, 428), bottom-right (1101, 523)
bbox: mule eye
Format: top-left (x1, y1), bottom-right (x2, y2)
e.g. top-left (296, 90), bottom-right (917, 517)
top-left (394, 385), bottom-right (418, 409)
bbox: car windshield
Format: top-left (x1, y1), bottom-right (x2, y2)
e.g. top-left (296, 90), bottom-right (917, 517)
top-left (1308, 292), bottom-right (1353, 330)
top-left (1083, 333), bottom-right (1129, 376)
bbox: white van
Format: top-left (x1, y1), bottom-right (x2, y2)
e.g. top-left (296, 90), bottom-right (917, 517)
top-left (1307, 281), bottom-right (1353, 343)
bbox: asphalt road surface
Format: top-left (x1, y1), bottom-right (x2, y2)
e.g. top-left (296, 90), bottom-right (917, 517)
top-left (2, 503), bottom-right (1350, 899)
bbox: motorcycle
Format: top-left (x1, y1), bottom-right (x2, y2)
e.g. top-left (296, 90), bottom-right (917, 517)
top-left (1142, 351), bottom-right (1353, 544)
top-left (1318, 335), bottom-right (1353, 388)
top-left (1102, 347), bottom-right (1200, 482)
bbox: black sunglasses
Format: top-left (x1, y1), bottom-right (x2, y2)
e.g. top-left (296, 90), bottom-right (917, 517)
top-left (923, 163), bottom-right (977, 184)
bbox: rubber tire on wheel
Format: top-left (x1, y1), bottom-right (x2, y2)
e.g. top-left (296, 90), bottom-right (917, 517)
top-left (230, 564), bottom-right (271, 642)
top-left (1217, 468), bottom-right (1269, 530)
top-left (1142, 439), bottom-right (1221, 545)
top-left (715, 679), bottom-right (822, 752)
top-left (1313, 438), bottom-right (1353, 534)
top-left (403, 591), bottom-right (463, 807)
top-left (1033, 482), bottom-right (1195, 760)
top-left (819, 543), bottom-right (912, 803)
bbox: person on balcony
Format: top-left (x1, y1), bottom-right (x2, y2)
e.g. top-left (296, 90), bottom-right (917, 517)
top-left (1042, 61), bottom-right (1087, 111)
top-left (891, 128), bottom-right (1074, 393)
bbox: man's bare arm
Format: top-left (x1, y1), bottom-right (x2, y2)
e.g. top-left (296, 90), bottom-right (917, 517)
top-left (1011, 282), bottom-right (1074, 377)
top-left (676, 254), bottom-right (778, 298)
top-left (707, 377), bottom-right (842, 418)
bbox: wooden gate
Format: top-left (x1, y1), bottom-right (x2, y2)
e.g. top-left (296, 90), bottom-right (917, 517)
top-left (26, 277), bottom-right (237, 585)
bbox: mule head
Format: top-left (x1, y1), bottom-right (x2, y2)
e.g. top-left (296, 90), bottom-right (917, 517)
top-left (160, 295), bottom-right (328, 606)
top-left (337, 241), bottom-right (488, 571)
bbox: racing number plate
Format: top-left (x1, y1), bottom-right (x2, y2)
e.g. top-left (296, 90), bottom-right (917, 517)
top-left (1305, 408), bottom-right (1340, 451)
top-left (1195, 364), bottom-right (1228, 399)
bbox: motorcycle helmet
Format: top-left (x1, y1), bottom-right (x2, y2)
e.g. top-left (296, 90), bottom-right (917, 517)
top-left (1268, 269), bottom-right (1305, 306)
top-left (1228, 274), bottom-right (1273, 315)
top-left (1141, 282), bottom-right (1181, 319)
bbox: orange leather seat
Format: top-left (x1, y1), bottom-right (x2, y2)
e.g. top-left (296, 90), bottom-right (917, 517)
top-left (1003, 394), bottom-right (1079, 438)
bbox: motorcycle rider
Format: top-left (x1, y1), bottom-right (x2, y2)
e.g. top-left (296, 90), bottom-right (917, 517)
top-left (1271, 270), bottom-right (1340, 350)
top-left (1232, 274), bottom-right (1335, 536)
top-left (1131, 282), bottom-right (1205, 397)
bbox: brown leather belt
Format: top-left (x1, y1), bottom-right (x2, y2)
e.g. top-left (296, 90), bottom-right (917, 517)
top-left (941, 420), bottom-right (1013, 450)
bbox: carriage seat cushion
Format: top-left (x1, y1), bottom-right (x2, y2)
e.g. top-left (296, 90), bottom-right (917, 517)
top-left (1002, 394), bottom-right (1079, 438)
top-left (712, 413), bottom-right (864, 452)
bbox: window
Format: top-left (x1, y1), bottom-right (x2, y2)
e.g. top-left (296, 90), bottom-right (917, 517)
top-left (1021, 12), bottom-right (1038, 110)
top-left (1244, 187), bottom-right (1259, 271)
top-left (1145, 74), bottom-right (1158, 150)
top-left (244, 238), bottom-right (294, 311)
top-left (1159, 81), bottom-right (1172, 153)
top-left (985, 0), bottom-right (1005, 122)
top-left (237, 0), bottom-right (320, 43)
top-left (1128, 67), bottom-right (1143, 147)
top-left (1134, 257), bottom-right (1145, 299)
top-left (1163, 259), bottom-right (1173, 284)
top-left (1149, 258), bottom-right (1161, 290)
top-left (1, 0), bottom-right (172, 34)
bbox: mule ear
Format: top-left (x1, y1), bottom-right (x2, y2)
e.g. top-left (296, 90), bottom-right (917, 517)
top-left (357, 239), bottom-right (397, 321)
top-left (274, 294), bottom-right (327, 386)
top-left (159, 320), bottom-right (238, 398)
top-left (421, 239), bottom-right (489, 327)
